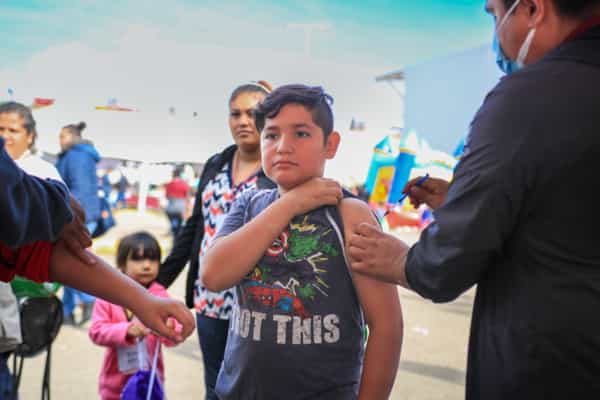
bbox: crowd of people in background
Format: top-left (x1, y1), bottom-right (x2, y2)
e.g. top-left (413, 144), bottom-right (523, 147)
top-left (0, 100), bottom-right (195, 399)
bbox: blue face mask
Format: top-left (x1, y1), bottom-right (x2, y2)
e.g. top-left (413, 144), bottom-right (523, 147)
top-left (492, 0), bottom-right (538, 75)
top-left (492, 32), bottom-right (520, 75)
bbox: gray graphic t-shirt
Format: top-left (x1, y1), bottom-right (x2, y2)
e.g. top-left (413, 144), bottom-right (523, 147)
top-left (214, 189), bottom-right (365, 400)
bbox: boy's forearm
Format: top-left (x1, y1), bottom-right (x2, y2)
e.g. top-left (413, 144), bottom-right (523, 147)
top-left (358, 325), bottom-right (402, 400)
top-left (49, 240), bottom-right (149, 311)
top-left (201, 196), bottom-right (296, 291)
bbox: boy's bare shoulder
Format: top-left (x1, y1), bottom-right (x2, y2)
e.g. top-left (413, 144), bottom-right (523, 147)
top-left (339, 197), bottom-right (379, 229)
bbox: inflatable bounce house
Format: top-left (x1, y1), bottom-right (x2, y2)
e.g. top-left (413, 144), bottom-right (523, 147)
top-left (365, 130), bottom-right (457, 230)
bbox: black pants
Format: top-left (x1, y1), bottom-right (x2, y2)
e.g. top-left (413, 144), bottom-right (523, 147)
top-left (196, 314), bottom-right (229, 400)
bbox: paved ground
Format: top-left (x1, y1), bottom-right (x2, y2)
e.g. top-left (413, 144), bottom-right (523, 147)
top-left (16, 210), bottom-right (473, 400)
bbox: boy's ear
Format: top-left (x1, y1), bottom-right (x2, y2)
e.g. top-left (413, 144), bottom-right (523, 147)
top-left (325, 131), bottom-right (341, 159)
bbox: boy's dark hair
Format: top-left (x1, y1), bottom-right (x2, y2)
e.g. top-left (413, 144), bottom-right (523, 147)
top-left (229, 80), bottom-right (272, 105)
top-left (116, 231), bottom-right (162, 271)
top-left (0, 102), bottom-right (37, 148)
top-left (503, 0), bottom-right (600, 17)
top-left (62, 121), bottom-right (87, 137)
top-left (254, 84), bottom-right (335, 140)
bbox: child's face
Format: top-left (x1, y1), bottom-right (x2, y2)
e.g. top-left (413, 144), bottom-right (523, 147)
top-left (124, 254), bottom-right (159, 286)
top-left (261, 103), bottom-right (339, 191)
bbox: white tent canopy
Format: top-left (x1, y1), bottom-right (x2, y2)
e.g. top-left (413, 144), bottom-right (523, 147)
top-left (6, 42), bottom-right (403, 184)
top-left (32, 103), bottom-right (227, 164)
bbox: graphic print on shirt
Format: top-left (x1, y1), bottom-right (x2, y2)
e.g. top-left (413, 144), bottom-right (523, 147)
top-left (230, 214), bottom-right (343, 345)
top-left (242, 216), bottom-right (338, 318)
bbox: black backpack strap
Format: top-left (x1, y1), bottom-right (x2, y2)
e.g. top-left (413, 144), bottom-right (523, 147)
top-left (324, 189), bottom-right (356, 245)
top-left (325, 188), bottom-right (379, 246)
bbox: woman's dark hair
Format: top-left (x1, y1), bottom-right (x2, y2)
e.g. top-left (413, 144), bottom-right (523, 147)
top-left (116, 231), bottom-right (162, 271)
top-left (254, 84), bottom-right (335, 140)
top-left (62, 121), bottom-right (87, 137)
top-left (503, 0), bottom-right (600, 16)
top-left (228, 80), bottom-right (272, 105)
top-left (0, 101), bottom-right (37, 148)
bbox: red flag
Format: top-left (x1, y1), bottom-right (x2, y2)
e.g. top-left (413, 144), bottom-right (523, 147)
top-left (31, 98), bottom-right (55, 109)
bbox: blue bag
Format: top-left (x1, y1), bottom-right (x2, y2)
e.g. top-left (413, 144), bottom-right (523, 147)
top-left (121, 340), bottom-right (164, 400)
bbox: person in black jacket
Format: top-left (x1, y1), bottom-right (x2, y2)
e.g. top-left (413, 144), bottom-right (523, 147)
top-left (347, 1), bottom-right (600, 399)
top-left (157, 80), bottom-right (275, 400)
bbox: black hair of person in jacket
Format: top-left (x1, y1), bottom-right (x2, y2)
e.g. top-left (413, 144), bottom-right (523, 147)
top-left (157, 81), bottom-right (276, 306)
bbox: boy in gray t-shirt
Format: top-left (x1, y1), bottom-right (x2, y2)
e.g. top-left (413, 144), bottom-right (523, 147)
top-left (202, 85), bottom-right (403, 400)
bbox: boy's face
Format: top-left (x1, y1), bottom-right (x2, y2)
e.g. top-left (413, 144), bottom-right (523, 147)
top-left (261, 103), bottom-right (340, 191)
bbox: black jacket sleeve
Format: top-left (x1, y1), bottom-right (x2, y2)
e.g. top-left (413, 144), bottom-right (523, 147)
top-left (157, 177), bottom-right (204, 288)
top-left (405, 83), bottom-right (529, 303)
top-left (0, 138), bottom-right (73, 247)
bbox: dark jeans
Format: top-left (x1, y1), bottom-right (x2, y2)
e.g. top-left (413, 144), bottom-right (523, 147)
top-left (196, 314), bottom-right (229, 400)
top-left (166, 212), bottom-right (183, 236)
top-left (0, 353), bottom-right (16, 400)
top-left (62, 286), bottom-right (95, 316)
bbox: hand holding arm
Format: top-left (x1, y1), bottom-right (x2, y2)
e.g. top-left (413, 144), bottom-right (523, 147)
top-left (201, 178), bottom-right (342, 292)
top-left (348, 223), bottom-right (411, 288)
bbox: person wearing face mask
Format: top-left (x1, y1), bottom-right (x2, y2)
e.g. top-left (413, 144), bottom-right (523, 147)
top-left (345, 0), bottom-right (600, 398)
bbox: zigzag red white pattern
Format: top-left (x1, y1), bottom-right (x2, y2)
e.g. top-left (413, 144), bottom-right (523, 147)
top-left (194, 161), bottom-right (258, 319)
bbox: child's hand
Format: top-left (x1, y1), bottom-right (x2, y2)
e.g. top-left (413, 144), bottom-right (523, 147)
top-left (166, 319), bottom-right (175, 331)
top-left (132, 295), bottom-right (195, 344)
top-left (127, 322), bottom-right (149, 339)
top-left (284, 177), bottom-right (342, 216)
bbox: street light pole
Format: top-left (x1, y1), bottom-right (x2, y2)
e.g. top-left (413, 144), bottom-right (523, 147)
top-left (287, 22), bottom-right (331, 57)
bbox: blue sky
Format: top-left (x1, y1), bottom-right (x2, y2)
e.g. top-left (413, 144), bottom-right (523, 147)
top-left (3, 0), bottom-right (493, 69)
top-left (1, 0), bottom-right (496, 178)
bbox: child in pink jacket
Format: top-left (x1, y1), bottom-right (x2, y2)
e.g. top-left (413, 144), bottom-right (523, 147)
top-left (89, 231), bottom-right (181, 400)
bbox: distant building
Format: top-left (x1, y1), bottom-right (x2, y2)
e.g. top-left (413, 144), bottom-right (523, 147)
top-left (378, 44), bottom-right (502, 154)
